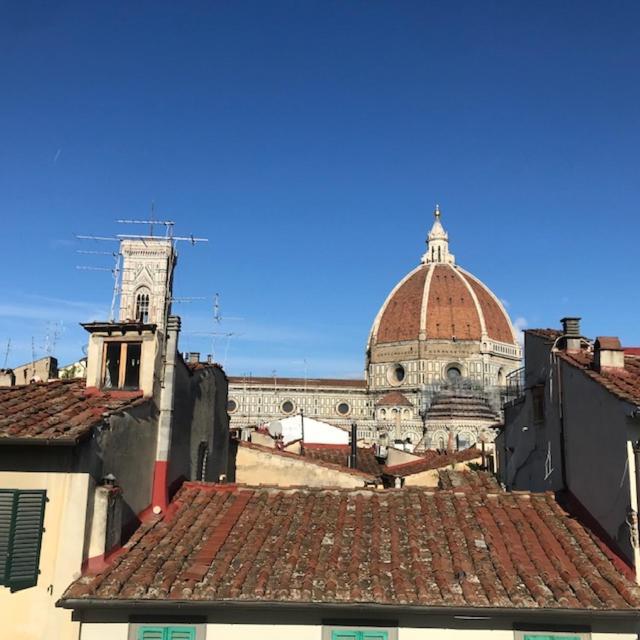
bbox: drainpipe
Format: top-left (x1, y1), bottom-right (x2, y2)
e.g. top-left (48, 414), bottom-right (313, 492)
top-left (627, 441), bottom-right (640, 583)
top-left (152, 315), bottom-right (181, 513)
top-left (350, 422), bottom-right (358, 469)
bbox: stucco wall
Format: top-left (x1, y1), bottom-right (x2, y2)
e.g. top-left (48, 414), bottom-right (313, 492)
top-left (78, 620), bottom-right (638, 640)
top-left (235, 444), bottom-right (369, 488)
top-left (0, 471), bottom-right (90, 640)
top-left (561, 360), bottom-right (638, 562)
top-left (501, 335), bottom-right (564, 493)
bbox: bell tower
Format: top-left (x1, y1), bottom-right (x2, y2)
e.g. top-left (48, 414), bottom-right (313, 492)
top-left (118, 238), bottom-right (176, 331)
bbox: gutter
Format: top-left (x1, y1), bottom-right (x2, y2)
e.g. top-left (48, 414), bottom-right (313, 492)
top-left (56, 598), bottom-right (640, 621)
top-left (0, 436), bottom-right (83, 447)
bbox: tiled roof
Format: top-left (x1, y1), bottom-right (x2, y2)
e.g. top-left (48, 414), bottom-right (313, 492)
top-left (373, 264), bottom-right (517, 346)
top-left (438, 469), bottom-right (501, 491)
top-left (239, 441), bottom-right (376, 481)
top-left (559, 350), bottom-right (640, 405)
top-left (375, 391), bottom-right (413, 407)
top-left (0, 379), bottom-right (148, 445)
top-left (526, 328), bottom-right (563, 341)
top-left (61, 483), bottom-right (640, 611)
top-left (228, 376), bottom-right (366, 389)
top-left (624, 348), bottom-right (640, 356)
top-left (384, 448), bottom-right (482, 478)
top-left (303, 443), bottom-right (383, 477)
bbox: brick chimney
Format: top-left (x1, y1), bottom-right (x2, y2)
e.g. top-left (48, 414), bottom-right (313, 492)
top-left (561, 317), bottom-right (582, 352)
top-left (594, 337), bottom-right (625, 372)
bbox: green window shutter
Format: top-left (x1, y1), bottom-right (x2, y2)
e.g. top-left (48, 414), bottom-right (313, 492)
top-left (138, 628), bottom-right (167, 640)
top-left (0, 490), bottom-right (15, 585)
top-left (331, 632), bottom-right (361, 640)
top-left (523, 636), bottom-right (581, 640)
top-left (362, 633), bottom-right (388, 640)
top-left (167, 628), bottom-right (196, 640)
top-left (6, 490), bottom-right (47, 591)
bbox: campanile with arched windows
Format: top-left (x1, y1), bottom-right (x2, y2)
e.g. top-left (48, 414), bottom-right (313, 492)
top-left (118, 238), bottom-right (177, 331)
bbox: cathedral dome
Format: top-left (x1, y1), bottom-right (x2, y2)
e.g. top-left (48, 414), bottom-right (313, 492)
top-left (368, 206), bottom-right (518, 354)
top-left (370, 262), bottom-right (517, 346)
top-left (367, 207), bottom-right (521, 390)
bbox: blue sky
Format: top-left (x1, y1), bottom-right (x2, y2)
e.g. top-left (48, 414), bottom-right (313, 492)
top-left (0, 1), bottom-right (638, 377)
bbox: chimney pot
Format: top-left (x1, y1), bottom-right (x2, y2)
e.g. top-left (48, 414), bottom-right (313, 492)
top-left (188, 352), bottom-right (200, 364)
top-left (207, 354), bottom-right (213, 364)
top-left (561, 317), bottom-right (581, 337)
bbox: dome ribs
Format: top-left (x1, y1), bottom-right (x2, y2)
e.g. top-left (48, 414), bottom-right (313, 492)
top-left (458, 271), bottom-right (515, 345)
top-left (425, 265), bottom-right (482, 341)
top-left (376, 267), bottom-right (428, 344)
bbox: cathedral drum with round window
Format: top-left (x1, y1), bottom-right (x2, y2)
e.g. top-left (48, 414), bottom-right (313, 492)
top-left (335, 401), bottom-right (351, 417)
top-left (281, 400), bottom-right (295, 415)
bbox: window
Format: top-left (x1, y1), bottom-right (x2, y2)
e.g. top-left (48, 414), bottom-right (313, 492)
top-left (0, 489), bottom-right (46, 591)
top-left (227, 399), bottom-right (238, 413)
top-left (136, 626), bottom-right (198, 640)
top-left (514, 632), bottom-right (589, 640)
top-left (532, 385), bottom-right (545, 422)
top-left (102, 342), bottom-right (142, 390)
top-left (324, 628), bottom-right (396, 640)
top-left (336, 401), bottom-right (351, 416)
top-left (281, 400), bottom-right (295, 414)
top-left (386, 363), bottom-right (405, 386)
top-left (446, 365), bottom-right (462, 381)
top-left (135, 290), bottom-right (151, 323)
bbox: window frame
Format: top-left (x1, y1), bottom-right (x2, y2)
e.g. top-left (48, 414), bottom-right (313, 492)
top-left (129, 624), bottom-right (205, 640)
top-left (322, 626), bottom-right (397, 640)
top-left (514, 630), bottom-right (591, 640)
top-left (0, 489), bottom-right (47, 592)
top-left (101, 340), bottom-right (143, 391)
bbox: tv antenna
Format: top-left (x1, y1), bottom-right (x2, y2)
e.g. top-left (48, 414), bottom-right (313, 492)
top-left (213, 293), bottom-right (243, 324)
top-left (44, 321), bottom-right (64, 356)
top-left (75, 213), bottom-right (208, 323)
top-left (2, 339), bottom-right (10, 369)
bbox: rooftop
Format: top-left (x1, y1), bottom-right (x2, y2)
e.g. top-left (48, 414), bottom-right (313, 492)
top-left (384, 448), bottom-right (482, 478)
top-left (61, 483), bottom-right (640, 611)
top-left (526, 328), bottom-right (563, 341)
top-left (238, 441), bottom-right (376, 482)
top-left (0, 379), bottom-right (149, 445)
top-left (559, 350), bottom-right (640, 406)
top-left (302, 443), bottom-right (383, 477)
top-left (228, 376), bottom-right (366, 389)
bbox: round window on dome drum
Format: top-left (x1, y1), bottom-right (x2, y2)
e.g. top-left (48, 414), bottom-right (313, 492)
top-left (227, 399), bottom-right (238, 413)
top-left (336, 401), bottom-right (350, 416)
top-left (446, 365), bottom-right (462, 382)
top-left (387, 363), bottom-right (406, 385)
top-left (281, 400), bottom-right (295, 414)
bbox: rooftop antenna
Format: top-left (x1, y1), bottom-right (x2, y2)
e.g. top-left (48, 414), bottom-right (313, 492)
top-left (75, 212), bottom-right (208, 325)
top-left (44, 321), bottom-right (64, 357)
top-left (213, 292), bottom-right (243, 324)
top-left (3, 339), bottom-right (10, 369)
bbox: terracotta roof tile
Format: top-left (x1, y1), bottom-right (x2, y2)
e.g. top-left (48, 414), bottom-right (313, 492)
top-left (559, 350), bottom-right (640, 405)
top-left (375, 391), bottom-right (413, 407)
top-left (0, 379), bottom-right (149, 444)
top-left (384, 448), bottom-right (482, 478)
top-left (61, 483), bottom-right (640, 611)
top-left (438, 469), bottom-right (501, 491)
top-left (526, 328), bottom-right (563, 341)
top-left (239, 441), bottom-right (376, 481)
top-left (303, 443), bottom-right (383, 477)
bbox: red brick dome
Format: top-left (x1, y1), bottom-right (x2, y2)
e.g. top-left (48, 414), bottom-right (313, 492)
top-left (369, 206), bottom-right (518, 348)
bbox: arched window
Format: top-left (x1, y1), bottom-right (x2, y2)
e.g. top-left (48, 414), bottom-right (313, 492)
top-left (135, 290), bottom-right (150, 323)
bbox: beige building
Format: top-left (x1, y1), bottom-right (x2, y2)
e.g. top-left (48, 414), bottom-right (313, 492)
top-left (229, 206), bottom-right (520, 449)
top-left (0, 236), bottom-right (229, 640)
